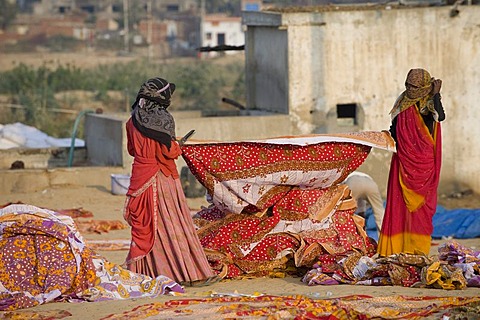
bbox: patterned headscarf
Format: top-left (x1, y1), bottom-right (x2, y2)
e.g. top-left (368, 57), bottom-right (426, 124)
top-left (389, 68), bottom-right (435, 119)
top-left (131, 77), bottom-right (176, 149)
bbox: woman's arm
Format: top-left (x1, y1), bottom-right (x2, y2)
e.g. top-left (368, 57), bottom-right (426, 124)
top-left (433, 93), bottom-right (445, 122)
top-left (389, 117), bottom-right (398, 143)
top-left (160, 140), bottom-right (182, 159)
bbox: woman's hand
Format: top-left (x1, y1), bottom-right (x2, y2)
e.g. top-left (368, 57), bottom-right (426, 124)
top-left (432, 79), bottom-right (442, 95)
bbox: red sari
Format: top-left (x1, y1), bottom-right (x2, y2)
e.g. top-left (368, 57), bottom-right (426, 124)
top-left (123, 118), bottom-right (214, 283)
top-left (377, 105), bottom-right (442, 256)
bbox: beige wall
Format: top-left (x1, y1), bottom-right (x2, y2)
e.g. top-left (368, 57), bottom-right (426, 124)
top-left (244, 6), bottom-right (480, 195)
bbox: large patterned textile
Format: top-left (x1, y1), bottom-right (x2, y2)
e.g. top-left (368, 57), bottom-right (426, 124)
top-left (196, 185), bottom-right (377, 278)
top-left (100, 294), bottom-right (480, 320)
top-left (182, 131), bottom-right (394, 215)
top-left (182, 132), bottom-right (395, 278)
top-left (0, 204), bottom-right (183, 311)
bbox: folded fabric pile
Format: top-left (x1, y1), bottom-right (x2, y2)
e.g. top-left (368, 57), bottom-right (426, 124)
top-left (302, 240), bottom-right (479, 290)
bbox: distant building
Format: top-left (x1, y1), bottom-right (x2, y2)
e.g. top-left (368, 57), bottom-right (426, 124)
top-left (200, 14), bottom-right (244, 58)
top-left (136, 19), bottom-right (170, 56)
top-left (157, 0), bottom-right (198, 14)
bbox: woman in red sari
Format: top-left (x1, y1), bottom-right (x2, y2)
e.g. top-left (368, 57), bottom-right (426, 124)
top-left (378, 68), bottom-right (445, 257)
top-left (123, 77), bottom-right (217, 286)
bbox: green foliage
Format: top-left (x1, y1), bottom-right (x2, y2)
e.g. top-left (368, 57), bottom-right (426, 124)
top-left (232, 69), bottom-right (245, 103)
top-left (94, 36), bottom-right (124, 51)
top-left (170, 63), bottom-right (226, 110)
top-left (0, 58), bottom-right (245, 136)
top-left (45, 35), bottom-right (81, 52)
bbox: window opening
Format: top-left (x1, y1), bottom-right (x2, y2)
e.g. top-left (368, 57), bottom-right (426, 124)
top-left (336, 103), bottom-right (357, 126)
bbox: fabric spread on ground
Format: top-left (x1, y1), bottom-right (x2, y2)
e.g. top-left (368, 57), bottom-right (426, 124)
top-left (364, 204), bottom-right (480, 241)
top-left (0, 204), bottom-right (183, 311)
top-left (99, 294), bottom-right (480, 320)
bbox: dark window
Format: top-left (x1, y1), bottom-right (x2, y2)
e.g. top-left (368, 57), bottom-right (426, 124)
top-left (217, 33), bottom-right (225, 45)
top-left (58, 6), bottom-right (70, 14)
top-left (112, 4), bottom-right (121, 12)
top-left (336, 103), bottom-right (357, 126)
top-left (166, 5), bottom-right (179, 12)
top-left (80, 5), bottom-right (95, 14)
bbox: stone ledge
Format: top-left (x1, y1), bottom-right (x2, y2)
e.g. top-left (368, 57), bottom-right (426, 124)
top-left (0, 167), bottom-right (128, 194)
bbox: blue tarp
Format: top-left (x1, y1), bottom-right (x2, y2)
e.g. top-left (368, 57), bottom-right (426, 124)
top-left (364, 205), bottom-right (480, 241)
top-left (431, 206), bottom-right (480, 239)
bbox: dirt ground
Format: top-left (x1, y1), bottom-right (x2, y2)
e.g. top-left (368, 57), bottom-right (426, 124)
top-left (0, 185), bottom-right (479, 319)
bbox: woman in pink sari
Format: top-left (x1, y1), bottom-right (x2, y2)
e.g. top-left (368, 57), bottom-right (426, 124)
top-left (123, 77), bottom-right (217, 286)
top-left (378, 68), bottom-right (445, 257)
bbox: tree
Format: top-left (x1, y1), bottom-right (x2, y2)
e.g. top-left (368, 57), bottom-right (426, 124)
top-left (0, 0), bottom-right (17, 30)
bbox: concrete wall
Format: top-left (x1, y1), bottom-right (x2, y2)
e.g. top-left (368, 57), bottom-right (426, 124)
top-left (245, 24), bottom-right (289, 114)
top-left (0, 166), bottom-right (127, 195)
top-left (0, 147), bottom-right (86, 169)
top-left (85, 113), bottom-right (127, 167)
top-left (243, 6), bottom-right (480, 195)
top-left (202, 15), bottom-right (244, 57)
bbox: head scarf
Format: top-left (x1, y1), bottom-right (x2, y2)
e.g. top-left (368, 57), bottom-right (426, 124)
top-left (131, 77), bottom-right (176, 149)
top-left (389, 68), bottom-right (435, 119)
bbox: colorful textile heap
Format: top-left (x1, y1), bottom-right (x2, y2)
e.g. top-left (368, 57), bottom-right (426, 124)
top-left (438, 240), bottom-right (480, 287)
top-left (0, 204), bottom-right (183, 311)
top-left (100, 294), bottom-right (480, 320)
top-left (182, 132), bottom-right (395, 278)
top-left (302, 240), bottom-right (478, 290)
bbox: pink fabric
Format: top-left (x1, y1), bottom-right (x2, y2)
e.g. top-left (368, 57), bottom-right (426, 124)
top-left (124, 118), bottom-right (214, 283)
top-left (127, 174), bottom-right (214, 283)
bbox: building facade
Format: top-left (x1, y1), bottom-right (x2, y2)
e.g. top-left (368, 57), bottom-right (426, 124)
top-left (243, 5), bottom-right (480, 194)
top-left (200, 14), bottom-right (244, 57)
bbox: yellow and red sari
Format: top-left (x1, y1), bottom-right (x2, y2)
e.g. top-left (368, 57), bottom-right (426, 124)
top-left (378, 104), bottom-right (442, 256)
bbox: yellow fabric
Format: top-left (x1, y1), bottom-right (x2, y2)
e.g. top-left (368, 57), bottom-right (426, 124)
top-left (377, 232), bottom-right (432, 257)
top-left (398, 173), bottom-right (425, 212)
top-left (424, 261), bottom-right (467, 290)
top-left (389, 68), bottom-right (434, 118)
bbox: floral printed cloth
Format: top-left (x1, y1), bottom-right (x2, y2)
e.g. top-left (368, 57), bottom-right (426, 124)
top-left (0, 204), bottom-right (183, 311)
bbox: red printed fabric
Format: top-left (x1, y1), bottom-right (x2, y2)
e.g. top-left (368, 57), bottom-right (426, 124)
top-left (182, 131), bottom-right (395, 215)
top-left (183, 132), bottom-right (393, 278)
top-left (196, 187), bottom-right (376, 278)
